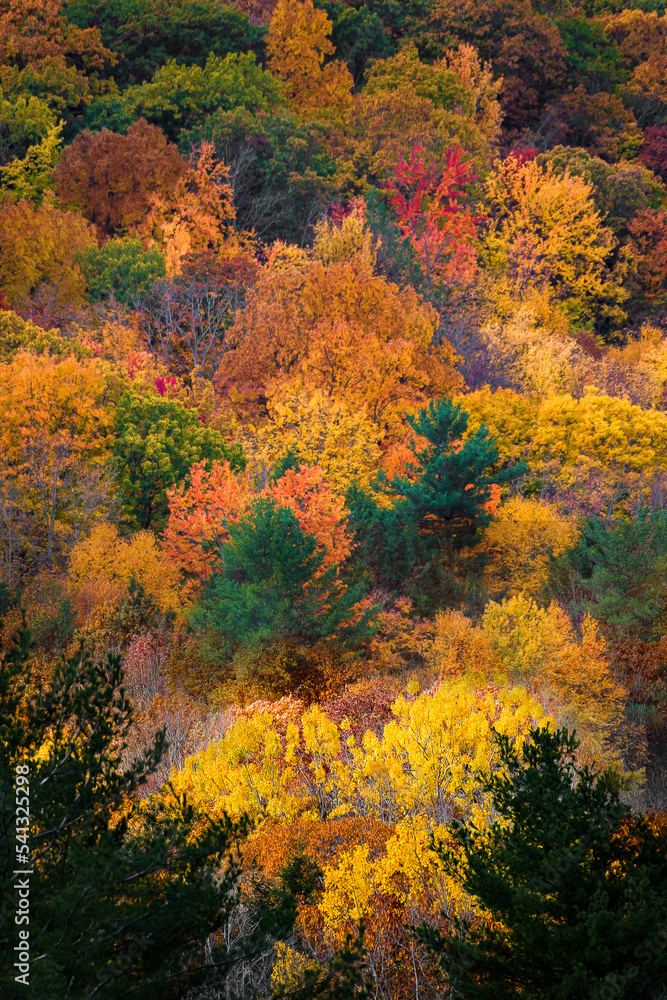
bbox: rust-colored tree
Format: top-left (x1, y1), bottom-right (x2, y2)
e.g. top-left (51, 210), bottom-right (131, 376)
top-left (55, 119), bottom-right (186, 239)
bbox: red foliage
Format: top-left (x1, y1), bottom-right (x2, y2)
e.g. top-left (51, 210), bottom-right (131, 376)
top-left (628, 208), bottom-right (667, 303)
top-left (639, 125), bottom-right (667, 183)
top-left (383, 143), bottom-right (479, 295)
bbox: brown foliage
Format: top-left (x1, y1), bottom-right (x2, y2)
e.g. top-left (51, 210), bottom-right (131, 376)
top-left (55, 119), bottom-right (186, 239)
top-left (628, 208), bottom-right (667, 304)
top-left (639, 125), bottom-right (667, 183)
top-left (430, 0), bottom-right (567, 129)
top-left (541, 87), bottom-right (640, 163)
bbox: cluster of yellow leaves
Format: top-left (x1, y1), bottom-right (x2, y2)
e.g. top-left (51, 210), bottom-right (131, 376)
top-left (171, 679), bottom-right (548, 939)
top-left (66, 521), bottom-right (180, 627)
top-left (249, 386), bottom-right (382, 495)
top-left (312, 198), bottom-right (380, 271)
top-left (481, 156), bottom-right (626, 327)
top-left (481, 596), bottom-right (626, 748)
top-left (483, 496), bottom-right (579, 598)
top-left (461, 386), bottom-right (667, 502)
top-left (266, 0), bottom-right (353, 118)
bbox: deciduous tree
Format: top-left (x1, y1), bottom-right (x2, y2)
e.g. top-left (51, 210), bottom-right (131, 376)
top-left (266, 0), bottom-right (354, 117)
top-left (112, 388), bottom-right (245, 530)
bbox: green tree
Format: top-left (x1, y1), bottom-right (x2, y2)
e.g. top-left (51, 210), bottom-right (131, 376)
top-left (113, 389), bottom-right (245, 530)
top-left (190, 497), bottom-right (379, 688)
top-left (192, 496), bottom-right (377, 648)
top-left (379, 397), bottom-right (518, 540)
top-left (185, 105), bottom-right (336, 243)
top-left (122, 52), bottom-right (285, 141)
top-left (79, 236), bottom-right (166, 303)
top-left (347, 399), bottom-right (519, 614)
top-left (0, 623), bottom-right (302, 1000)
top-left (550, 512), bottom-right (667, 641)
top-left (64, 0), bottom-right (266, 86)
top-left (414, 726), bottom-right (667, 1000)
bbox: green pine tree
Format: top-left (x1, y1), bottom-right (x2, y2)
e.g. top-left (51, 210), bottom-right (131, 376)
top-left (189, 497), bottom-right (380, 692)
top-left (414, 726), bottom-right (667, 1000)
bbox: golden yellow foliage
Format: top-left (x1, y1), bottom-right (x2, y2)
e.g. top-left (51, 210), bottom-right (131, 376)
top-left (482, 156), bottom-right (626, 328)
top-left (66, 521), bottom-right (180, 627)
top-left (483, 496), bottom-right (579, 598)
top-left (481, 595), bottom-right (626, 750)
top-left (251, 385), bottom-right (382, 493)
top-left (216, 256), bottom-right (462, 445)
top-left (266, 0), bottom-right (353, 118)
top-left (428, 608), bottom-right (499, 679)
top-left (312, 198), bottom-right (380, 270)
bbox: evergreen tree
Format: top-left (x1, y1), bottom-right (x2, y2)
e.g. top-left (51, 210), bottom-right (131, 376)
top-left (415, 726), bottom-right (667, 1000)
top-left (347, 398), bottom-right (521, 612)
top-left (190, 497), bottom-right (378, 656)
top-left (549, 512), bottom-right (667, 640)
top-left (380, 396), bottom-right (518, 539)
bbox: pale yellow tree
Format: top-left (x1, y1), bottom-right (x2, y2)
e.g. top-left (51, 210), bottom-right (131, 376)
top-left (481, 156), bottom-right (627, 329)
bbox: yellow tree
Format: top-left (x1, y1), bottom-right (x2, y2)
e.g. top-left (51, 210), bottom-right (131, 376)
top-left (0, 196), bottom-right (95, 327)
top-left (266, 0), bottom-right (353, 118)
top-left (481, 154), bottom-right (627, 330)
top-left (66, 521), bottom-right (180, 629)
top-left (483, 495), bottom-right (579, 598)
top-left (0, 351), bottom-right (114, 564)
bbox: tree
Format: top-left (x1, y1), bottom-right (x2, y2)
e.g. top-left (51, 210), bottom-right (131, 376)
top-left (481, 153), bottom-right (627, 334)
top-left (639, 124), bottom-right (667, 182)
top-left (133, 248), bottom-right (256, 375)
top-left (0, 351), bottom-right (114, 564)
top-left (266, 0), bottom-right (354, 117)
top-left (430, 0), bottom-right (568, 130)
top-left (540, 86), bottom-right (641, 163)
top-left (0, 92), bottom-right (56, 166)
top-left (0, 309), bottom-right (92, 363)
top-left (379, 396), bottom-right (518, 541)
top-left (79, 236), bottom-right (166, 304)
top-left (55, 119), bottom-right (186, 239)
top-left (483, 496), bottom-right (578, 598)
top-left (0, 196), bottom-right (95, 327)
top-left (414, 726), bottom-right (667, 1000)
top-left (550, 512), bottom-right (667, 641)
top-left (628, 207), bottom-right (667, 306)
top-left (64, 0), bottom-right (266, 86)
top-left (540, 145), bottom-right (666, 240)
top-left (214, 256), bottom-right (462, 442)
top-left (188, 496), bottom-right (378, 695)
top-left (383, 142), bottom-right (479, 300)
top-left (184, 105), bottom-right (336, 244)
top-left (0, 619), bottom-right (315, 1000)
top-left (120, 51), bottom-right (285, 141)
top-left (0, 0), bottom-right (114, 115)
top-left (0, 120), bottom-right (62, 206)
top-left (66, 520), bottom-right (180, 629)
top-left (113, 389), bottom-right (245, 530)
